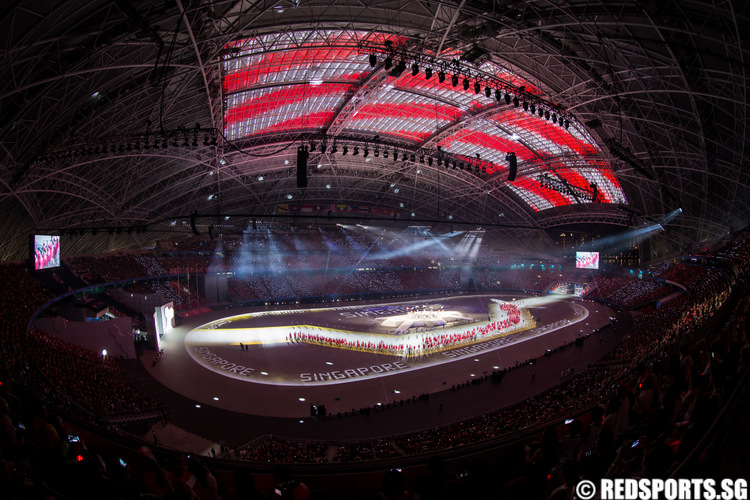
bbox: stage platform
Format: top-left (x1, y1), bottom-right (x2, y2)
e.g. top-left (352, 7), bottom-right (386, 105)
top-left (121, 293), bottom-right (628, 446)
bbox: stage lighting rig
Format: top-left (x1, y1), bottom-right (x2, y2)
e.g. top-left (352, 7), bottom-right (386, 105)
top-left (354, 39), bottom-right (577, 132)
top-left (537, 173), bottom-right (598, 202)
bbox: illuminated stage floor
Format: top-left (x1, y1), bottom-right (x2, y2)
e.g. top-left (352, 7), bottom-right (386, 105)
top-left (125, 293), bottom-right (626, 444)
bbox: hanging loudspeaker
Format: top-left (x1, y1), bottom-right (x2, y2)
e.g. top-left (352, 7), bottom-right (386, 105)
top-left (297, 146), bottom-right (308, 188)
top-left (507, 152), bottom-right (517, 182)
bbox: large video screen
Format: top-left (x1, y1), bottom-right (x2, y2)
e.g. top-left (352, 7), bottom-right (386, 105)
top-left (33, 235), bottom-right (61, 270)
top-left (576, 251), bottom-right (599, 270)
top-left (154, 302), bottom-right (175, 341)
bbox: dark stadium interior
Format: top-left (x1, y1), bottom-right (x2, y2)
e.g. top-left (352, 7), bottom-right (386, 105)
top-left (1, 1), bottom-right (749, 499)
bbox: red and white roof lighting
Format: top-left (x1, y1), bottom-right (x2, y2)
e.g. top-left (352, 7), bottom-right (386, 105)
top-left (222, 29), bottom-right (627, 213)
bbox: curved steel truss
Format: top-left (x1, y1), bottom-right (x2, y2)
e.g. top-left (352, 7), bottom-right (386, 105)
top-left (0, 0), bottom-right (747, 261)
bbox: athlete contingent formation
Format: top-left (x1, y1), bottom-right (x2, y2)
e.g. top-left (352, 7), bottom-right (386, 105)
top-left (288, 302), bottom-right (526, 358)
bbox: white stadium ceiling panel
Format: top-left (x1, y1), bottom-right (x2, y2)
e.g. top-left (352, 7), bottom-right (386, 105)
top-left (221, 29), bottom-right (627, 214)
top-left (343, 89), bottom-right (462, 143)
top-left (0, 0), bottom-right (746, 260)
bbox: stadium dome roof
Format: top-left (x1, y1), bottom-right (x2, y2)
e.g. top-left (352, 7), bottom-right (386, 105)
top-left (1, 0), bottom-right (748, 260)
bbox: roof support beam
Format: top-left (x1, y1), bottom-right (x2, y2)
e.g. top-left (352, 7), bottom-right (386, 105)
top-left (175, 0), bottom-right (216, 130)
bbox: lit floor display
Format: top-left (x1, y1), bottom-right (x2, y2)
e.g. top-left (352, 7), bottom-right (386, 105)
top-left (146, 293), bottom-right (612, 423)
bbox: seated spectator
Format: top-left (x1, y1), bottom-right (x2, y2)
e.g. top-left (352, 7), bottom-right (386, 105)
top-left (376, 469), bottom-right (417, 500)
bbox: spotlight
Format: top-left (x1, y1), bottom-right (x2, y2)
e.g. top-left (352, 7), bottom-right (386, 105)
top-left (505, 93), bottom-right (511, 105)
top-left (438, 70), bottom-right (445, 83)
top-left (419, 155), bottom-right (425, 163)
top-left (393, 60), bottom-right (406, 76)
top-left (513, 96), bottom-right (519, 107)
top-left (330, 144), bottom-right (338, 154)
top-left (384, 149), bottom-right (389, 158)
top-left (463, 77), bottom-right (470, 91)
top-left (320, 143), bottom-right (327, 153)
top-left (453, 161), bottom-right (457, 169)
top-left (523, 101), bottom-right (528, 111)
top-left (384, 56), bottom-right (392, 70)
top-left (495, 89), bottom-right (502, 101)
top-left (410, 154), bottom-right (416, 162)
top-left (353, 146), bottom-right (359, 155)
top-left (473, 81), bottom-right (480, 94)
top-left (402, 152), bottom-right (408, 161)
top-left (369, 54), bottom-right (377, 67)
top-left (530, 103), bottom-right (536, 114)
top-left (545, 110), bottom-right (550, 120)
top-left (552, 114), bottom-right (557, 124)
top-left (485, 87), bottom-right (492, 98)
top-left (309, 142), bottom-right (316, 152)
top-left (564, 119), bottom-right (570, 129)
top-left (538, 108), bottom-right (544, 118)
top-left (425, 67), bottom-right (432, 79)
top-left (363, 148), bottom-right (369, 157)
top-left (428, 157), bottom-right (433, 166)
top-left (451, 74), bottom-right (458, 87)
top-left (374, 148), bottom-right (379, 157)
top-left (412, 63), bottom-right (419, 76)
top-left (343, 146), bottom-right (348, 155)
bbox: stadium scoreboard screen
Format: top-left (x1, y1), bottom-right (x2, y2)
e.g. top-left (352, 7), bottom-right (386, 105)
top-left (575, 251), bottom-right (599, 270)
top-left (31, 235), bottom-right (61, 270)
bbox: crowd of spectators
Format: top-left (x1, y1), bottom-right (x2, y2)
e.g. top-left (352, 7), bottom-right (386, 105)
top-left (602, 279), bottom-right (674, 309)
top-left (1, 228), bottom-right (749, 498)
top-left (27, 327), bottom-right (159, 417)
top-left (585, 275), bottom-right (634, 303)
top-left (477, 268), bottom-right (561, 293)
top-left (69, 233), bottom-right (718, 312)
top-left (655, 263), bottom-right (710, 290)
top-left (226, 257), bottom-right (741, 469)
top-left (693, 230), bottom-right (750, 274)
top-left (234, 439), bottom-right (330, 464)
top-left (65, 254), bottom-right (151, 284)
top-left (336, 439), bottom-right (402, 462)
top-left (0, 261), bottom-right (159, 415)
top-left (602, 268), bottom-right (729, 364)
